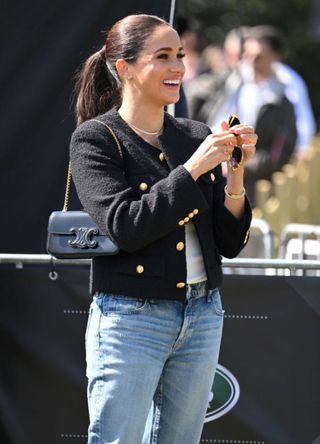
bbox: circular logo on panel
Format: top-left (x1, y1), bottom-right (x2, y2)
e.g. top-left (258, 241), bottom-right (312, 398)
top-left (204, 364), bottom-right (240, 423)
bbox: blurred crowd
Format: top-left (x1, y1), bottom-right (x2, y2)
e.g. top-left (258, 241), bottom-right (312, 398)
top-left (178, 20), bottom-right (317, 205)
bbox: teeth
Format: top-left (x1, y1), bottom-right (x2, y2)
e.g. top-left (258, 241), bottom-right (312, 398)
top-left (163, 80), bottom-right (180, 85)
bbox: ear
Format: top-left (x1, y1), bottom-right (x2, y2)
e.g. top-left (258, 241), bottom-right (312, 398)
top-left (115, 59), bottom-right (132, 81)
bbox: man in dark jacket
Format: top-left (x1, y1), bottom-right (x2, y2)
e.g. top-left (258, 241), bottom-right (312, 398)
top-left (185, 26), bottom-right (297, 204)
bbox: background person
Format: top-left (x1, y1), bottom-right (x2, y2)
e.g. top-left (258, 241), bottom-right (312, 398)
top-left (185, 26), bottom-right (250, 123)
top-left (70, 14), bottom-right (256, 444)
top-left (250, 25), bottom-right (316, 158)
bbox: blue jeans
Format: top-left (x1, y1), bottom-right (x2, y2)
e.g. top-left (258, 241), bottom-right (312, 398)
top-left (85, 281), bottom-right (224, 444)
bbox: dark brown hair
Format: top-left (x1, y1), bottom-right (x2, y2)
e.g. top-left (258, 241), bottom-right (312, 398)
top-left (74, 14), bottom-right (169, 126)
top-left (248, 25), bottom-right (286, 56)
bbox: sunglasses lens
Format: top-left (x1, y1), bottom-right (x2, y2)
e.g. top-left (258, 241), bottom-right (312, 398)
top-left (230, 146), bottom-right (243, 169)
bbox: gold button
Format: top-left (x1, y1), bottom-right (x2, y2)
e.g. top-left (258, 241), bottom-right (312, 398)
top-left (136, 265), bottom-right (144, 274)
top-left (178, 220), bottom-right (185, 226)
top-left (184, 217), bottom-right (190, 223)
top-left (176, 242), bottom-right (185, 251)
top-left (139, 182), bottom-right (148, 192)
top-left (188, 212), bottom-right (194, 218)
top-left (176, 282), bottom-right (186, 289)
top-left (210, 173), bottom-right (215, 182)
top-left (193, 209), bottom-right (199, 215)
top-left (159, 152), bottom-right (165, 162)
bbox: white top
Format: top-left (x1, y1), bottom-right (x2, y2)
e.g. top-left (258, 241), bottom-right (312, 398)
top-left (211, 71), bottom-right (284, 131)
top-left (185, 222), bottom-right (207, 283)
top-left (210, 62), bottom-right (316, 154)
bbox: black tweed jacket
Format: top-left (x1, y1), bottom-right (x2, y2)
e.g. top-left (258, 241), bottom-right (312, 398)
top-left (70, 108), bottom-right (252, 301)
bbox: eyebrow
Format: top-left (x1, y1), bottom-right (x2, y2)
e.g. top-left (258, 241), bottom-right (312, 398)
top-left (153, 47), bottom-right (184, 54)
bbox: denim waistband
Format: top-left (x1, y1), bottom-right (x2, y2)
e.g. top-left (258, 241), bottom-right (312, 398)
top-left (186, 280), bottom-right (209, 300)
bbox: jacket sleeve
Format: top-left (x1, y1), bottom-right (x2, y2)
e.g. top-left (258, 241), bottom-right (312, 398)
top-left (70, 122), bottom-right (210, 252)
top-left (211, 166), bottom-right (252, 258)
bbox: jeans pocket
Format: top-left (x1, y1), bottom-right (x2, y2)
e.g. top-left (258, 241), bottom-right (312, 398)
top-left (99, 293), bottom-right (150, 316)
top-left (212, 289), bottom-right (225, 316)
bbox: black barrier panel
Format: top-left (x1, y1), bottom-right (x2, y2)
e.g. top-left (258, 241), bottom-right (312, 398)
top-left (0, 267), bottom-right (319, 444)
top-left (202, 275), bottom-right (320, 444)
top-left (0, 266), bottom-right (91, 444)
top-left (0, 0), bottom-right (174, 255)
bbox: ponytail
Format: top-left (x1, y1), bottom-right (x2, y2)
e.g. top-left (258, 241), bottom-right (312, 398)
top-left (74, 48), bottom-right (121, 126)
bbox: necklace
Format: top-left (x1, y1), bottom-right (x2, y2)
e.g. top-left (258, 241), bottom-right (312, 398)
top-left (128, 121), bottom-right (162, 136)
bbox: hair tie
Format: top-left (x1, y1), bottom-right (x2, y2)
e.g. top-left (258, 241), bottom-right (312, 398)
top-left (99, 47), bottom-right (106, 59)
top-left (106, 60), bottom-right (120, 85)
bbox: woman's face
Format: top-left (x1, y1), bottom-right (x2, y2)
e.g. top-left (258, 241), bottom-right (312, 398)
top-left (125, 25), bottom-right (185, 107)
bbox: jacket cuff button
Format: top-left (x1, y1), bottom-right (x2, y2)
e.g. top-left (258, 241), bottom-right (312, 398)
top-left (193, 209), bottom-right (199, 215)
top-left (139, 182), bottom-right (148, 192)
top-left (136, 265), bottom-right (144, 274)
top-left (178, 220), bottom-right (185, 226)
top-left (176, 242), bottom-right (185, 251)
top-left (176, 282), bottom-right (186, 289)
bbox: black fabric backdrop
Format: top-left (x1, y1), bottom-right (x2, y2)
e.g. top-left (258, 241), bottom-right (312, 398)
top-left (0, 0), bottom-right (175, 254)
top-left (0, 270), bottom-right (319, 444)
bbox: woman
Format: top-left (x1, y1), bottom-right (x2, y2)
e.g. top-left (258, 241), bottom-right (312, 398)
top-left (70, 14), bottom-right (257, 444)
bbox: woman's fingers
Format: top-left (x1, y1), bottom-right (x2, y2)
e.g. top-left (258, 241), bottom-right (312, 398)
top-left (212, 127), bottom-right (258, 149)
top-left (194, 128), bottom-right (257, 172)
top-left (241, 144), bottom-right (256, 162)
top-left (208, 132), bottom-right (242, 148)
top-left (213, 120), bottom-right (258, 167)
top-left (230, 124), bottom-right (255, 134)
top-left (220, 120), bottom-right (229, 131)
top-left (237, 133), bottom-right (258, 145)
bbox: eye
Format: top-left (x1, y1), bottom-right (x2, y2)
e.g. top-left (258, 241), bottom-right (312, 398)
top-left (177, 53), bottom-right (185, 59)
top-left (157, 53), bottom-right (169, 59)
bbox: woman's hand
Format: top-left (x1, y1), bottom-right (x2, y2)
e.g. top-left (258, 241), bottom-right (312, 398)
top-left (220, 120), bottom-right (257, 218)
top-left (184, 122), bottom-right (257, 181)
top-left (220, 120), bottom-right (257, 171)
top-left (183, 130), bottom-right (243, 181)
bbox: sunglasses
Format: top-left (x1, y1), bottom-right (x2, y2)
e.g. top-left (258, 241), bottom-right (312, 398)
top-left (228, 114), bottom-right (243, 171)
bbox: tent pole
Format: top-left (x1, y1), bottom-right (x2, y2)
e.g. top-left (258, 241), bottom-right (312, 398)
top-left (167, 0), bottom-right (177, 116)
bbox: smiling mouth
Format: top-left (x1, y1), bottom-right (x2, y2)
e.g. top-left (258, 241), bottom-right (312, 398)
top-left (163, 80), bottom-right (180, 87)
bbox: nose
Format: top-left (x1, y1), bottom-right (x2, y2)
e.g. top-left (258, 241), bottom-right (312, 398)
top-left (170, 59), bottom-right (185, 74)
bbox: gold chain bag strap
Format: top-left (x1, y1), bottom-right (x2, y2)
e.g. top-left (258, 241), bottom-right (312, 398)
top-left (63, 120), bottom-right (123, 212)
top-left (47, 119), bottom-right (122, 259)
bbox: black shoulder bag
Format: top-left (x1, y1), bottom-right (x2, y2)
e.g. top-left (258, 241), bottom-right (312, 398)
top-left (46, 120), bottom-right (121, 259)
